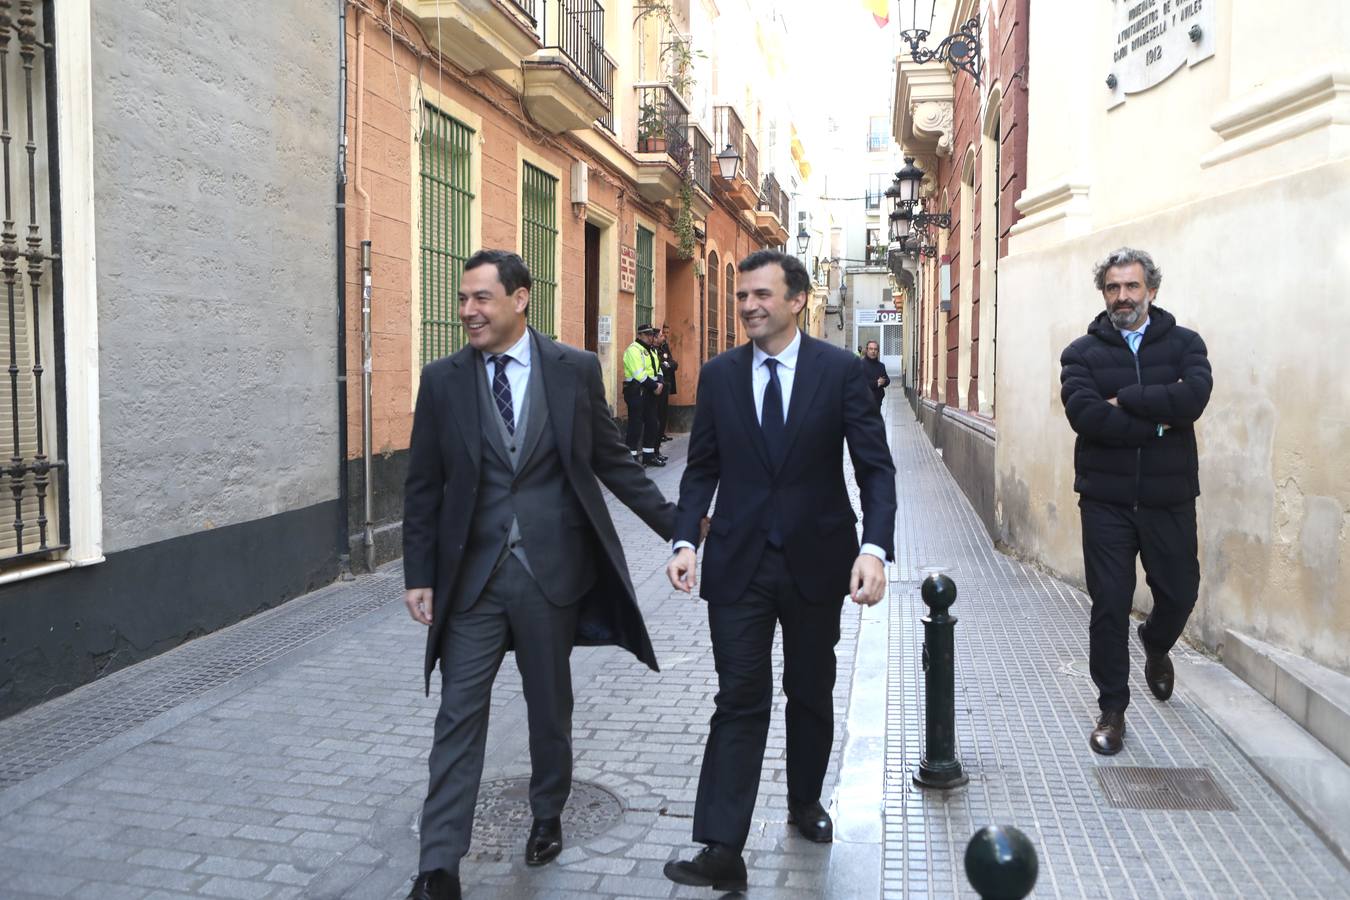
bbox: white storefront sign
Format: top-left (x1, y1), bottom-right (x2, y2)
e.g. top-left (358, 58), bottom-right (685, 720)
top-left (1107, 0), bottom-right (1215, 108)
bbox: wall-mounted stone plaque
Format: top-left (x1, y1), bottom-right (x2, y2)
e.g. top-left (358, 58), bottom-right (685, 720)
top-left (1107, 0), bottom-right (1215, 108)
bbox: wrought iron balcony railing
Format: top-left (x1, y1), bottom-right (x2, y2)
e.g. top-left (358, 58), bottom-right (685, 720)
top-left (540, 0), bottom-right (614, 108)
top-left (742, 133), bottom-right (759, 195)
top-left (760, 171), bottom-right (783, 220)
top-left (687, 126), bottom-right (711, 196)
top-left (713, 105), bottom-right (744, 178)
top-left (507, 0), bottom-right (538, 25)
top-left (636, 83), bottom-right (690, 168)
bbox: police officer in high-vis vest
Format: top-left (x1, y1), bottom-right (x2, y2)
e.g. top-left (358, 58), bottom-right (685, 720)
top-left (623, 324), bottom-right (664, 466)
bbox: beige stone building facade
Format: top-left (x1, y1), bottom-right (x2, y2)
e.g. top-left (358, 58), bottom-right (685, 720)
top-left (995, 2), bottom-right (1350, 685)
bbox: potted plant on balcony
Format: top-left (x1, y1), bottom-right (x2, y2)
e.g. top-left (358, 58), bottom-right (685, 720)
top-left (638, 103), bottom-right (666, 154)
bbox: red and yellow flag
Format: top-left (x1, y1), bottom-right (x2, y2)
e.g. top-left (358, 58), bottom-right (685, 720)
top-left (863, 0), bottom-right (889, 27)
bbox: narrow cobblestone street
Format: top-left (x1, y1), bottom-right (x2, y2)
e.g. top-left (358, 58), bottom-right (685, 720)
top-left (0, 400), bottom-right (1346, 899)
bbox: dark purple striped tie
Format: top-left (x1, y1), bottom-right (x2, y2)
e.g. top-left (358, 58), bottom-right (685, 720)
top-left (489, 354), bottom-right (514, 435)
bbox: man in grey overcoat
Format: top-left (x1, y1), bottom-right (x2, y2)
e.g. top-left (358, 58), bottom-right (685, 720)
top-left (401, 250), bottom-right (676, 900)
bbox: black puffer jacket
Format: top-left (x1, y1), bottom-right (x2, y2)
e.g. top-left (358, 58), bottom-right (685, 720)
top-left (1059, 305), bottom-right (1212, 507)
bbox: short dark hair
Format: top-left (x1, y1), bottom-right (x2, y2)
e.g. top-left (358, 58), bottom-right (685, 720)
top-left (464, 249), bottom-right (532, 294)
top-left (737, 250), bottom-right (812, 300)
top-left (865, 340), bottom-right (879, 349)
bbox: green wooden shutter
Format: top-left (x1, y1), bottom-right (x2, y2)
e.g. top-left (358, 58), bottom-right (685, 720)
top-left (418, 104), bottom-right (475, 365)
top-left (635, 226), bottom-right (654, 328)
top-left (521, 162), bottom-right (558, 338)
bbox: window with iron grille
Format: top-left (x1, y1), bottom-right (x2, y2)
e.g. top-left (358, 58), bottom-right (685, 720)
top-left (866, 172), bottom-right (886, 210)
top-left (867, 116), bottom-right (888, 152)
top-left (521, 162), bottom-right (558, 338)
top-left (418, 104), bottom-right (475, 366)
top-left (705, 251), bottom-right (719, 359)
top-left (635, 226), bottom-right (654, 329)
top-left (0, 3), bottom-right (67, 568)
top-left (724, 263), bottom-right (736, 349)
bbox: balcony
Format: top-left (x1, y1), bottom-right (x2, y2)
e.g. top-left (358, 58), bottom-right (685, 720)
top-left (686, 124), bottom-right (714, 218)
top-left (406, 0), bottom-right (542, 74)
top-left (754, 172), bottom-right (790, 245)
top-left (633, 83), bottom-right (691, 204)
top-left (712, 105), bottom-right (760, 211)
top-left (521, 0), bottom-right (615, 134)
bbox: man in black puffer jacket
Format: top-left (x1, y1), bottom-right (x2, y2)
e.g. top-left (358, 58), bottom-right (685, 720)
top-left (1060, 247), bottom-right (1212, 757)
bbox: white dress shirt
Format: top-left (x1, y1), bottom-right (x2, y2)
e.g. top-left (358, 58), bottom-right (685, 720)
top-left (675, 329), bottom-right (886, 564)
top-left (480, 328), bottom-right (532, 432)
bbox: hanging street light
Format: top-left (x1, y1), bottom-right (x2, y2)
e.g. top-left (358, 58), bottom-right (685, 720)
top-left (898, 1), bottom-right (982, 85)
top-left (796, 223), bottom-right (810, 256)
top-left (715, 143), bottom-right (741, 180)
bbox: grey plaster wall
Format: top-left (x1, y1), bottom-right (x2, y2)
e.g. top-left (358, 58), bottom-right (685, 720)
top-left (90, 1), bottom-right (339, 553)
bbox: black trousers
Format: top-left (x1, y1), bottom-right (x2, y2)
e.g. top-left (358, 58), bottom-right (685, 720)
top-left (691, 545), bottom-right (843, 851)
top-left (642, 385), bottom-right (661, 451)
top-left (622, 382), bottom-right (644, 453)
top-left (656, 388), bottom-right (671, 438)
top-left (1079, 498), bottom-right (1199, 712)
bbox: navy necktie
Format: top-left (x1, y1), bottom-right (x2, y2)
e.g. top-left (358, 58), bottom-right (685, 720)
top-left (762, 358), bottom-right (785, 463)
top-left (489, 354), bottom-right (515, 435)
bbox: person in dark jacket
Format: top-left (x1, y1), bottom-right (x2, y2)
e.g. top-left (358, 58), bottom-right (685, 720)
top-left (859, 340), bottom-right (890, 410)
top-left (656, 323), bottom-right (678, 441)
top-left (1060, 247), bottom-right (1212, 757)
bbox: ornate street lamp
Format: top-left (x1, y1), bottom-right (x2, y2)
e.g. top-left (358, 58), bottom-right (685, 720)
top-left (796, 223), bottom-right (810, 256)
top-left (890, 157), bottom-right (951, 233)
top-left (899, 2), bottom-right (982, 85)
top-left (715, 143), bottom-right (741, 180)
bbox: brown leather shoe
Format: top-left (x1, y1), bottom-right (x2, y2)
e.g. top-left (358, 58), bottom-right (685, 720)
top-left (1139, 623), bottom-right (1175, 701)
top-left (1089, 709), bottom-right (1126, 755)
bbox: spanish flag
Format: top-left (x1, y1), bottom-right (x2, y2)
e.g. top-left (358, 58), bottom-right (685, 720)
top-left (864, 0), bottom-right (889, 27)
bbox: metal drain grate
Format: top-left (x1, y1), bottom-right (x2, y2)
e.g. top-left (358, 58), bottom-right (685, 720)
top-left (0, 571), bottom-right (405, 790)
top-left (1095, 766), bottom-right (1236, 811)
top-left (464, 778), bottom-right (624, 862)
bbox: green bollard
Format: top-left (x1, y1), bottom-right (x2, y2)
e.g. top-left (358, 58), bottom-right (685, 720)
top-left (913, 572), bottom-right (968, 789)
top-left (965, 825), bottom-right (1039, 899)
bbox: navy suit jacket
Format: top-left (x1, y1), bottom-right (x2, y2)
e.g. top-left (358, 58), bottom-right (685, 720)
top-left (674, 334), bottom-right (897, 605)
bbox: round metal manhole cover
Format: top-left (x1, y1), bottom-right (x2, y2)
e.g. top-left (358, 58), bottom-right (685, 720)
top-left (465, 778), bottom-right (623, 861)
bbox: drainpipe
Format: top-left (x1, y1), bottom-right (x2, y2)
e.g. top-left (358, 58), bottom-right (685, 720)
top-left (352, 7), bottom-right (376, 573)
top-left (335, 0), bottom-right (352, 578)
top-left (361, 240), bottom-right (375, 573)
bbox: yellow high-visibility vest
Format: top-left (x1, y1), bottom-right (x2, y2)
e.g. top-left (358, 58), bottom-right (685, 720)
top-left (623, 341), bottom-right (654, 381)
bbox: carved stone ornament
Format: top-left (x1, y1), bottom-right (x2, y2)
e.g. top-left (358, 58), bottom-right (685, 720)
top-left (911, 100), bottom-right (954, 156)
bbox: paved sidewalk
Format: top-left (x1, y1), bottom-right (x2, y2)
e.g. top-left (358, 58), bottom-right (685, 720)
top-left (881, 411), bottom-right (1349, 899)
top-left (0, 398), bottom-right (1345, 899)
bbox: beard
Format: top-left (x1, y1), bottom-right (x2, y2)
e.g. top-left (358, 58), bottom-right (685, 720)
top-left (1109, 302), bottom-right (1145, 329)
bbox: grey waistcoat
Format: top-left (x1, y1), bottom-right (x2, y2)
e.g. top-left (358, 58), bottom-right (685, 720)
top-left (451, 341), bottom-right (595, 612)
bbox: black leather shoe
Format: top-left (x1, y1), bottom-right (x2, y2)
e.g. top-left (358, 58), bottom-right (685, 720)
top-left (407, 869), bottom-right (460, 900)
top-left (642, 454), bottom-right (666, 467)
top-left (524, 816), bottom-right (562, 866)
top-left (663, 844), bottom-right (748, 892)
top-left (1089, 709), bottom-right (1126, 756)
top-left (1139, 623), bottom-right (1175, 701)
top-left (787, 799), bottom-right (834, 843)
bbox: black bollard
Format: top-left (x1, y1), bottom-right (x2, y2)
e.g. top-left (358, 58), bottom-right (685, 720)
top-left (913, 572), bottom-right (968, 789)
top-left (965, 825), bottom-right (1039, 899)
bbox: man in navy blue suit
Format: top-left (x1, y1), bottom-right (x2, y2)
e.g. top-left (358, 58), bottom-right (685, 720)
top-left (662, 250), bottom-right (897, 891)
